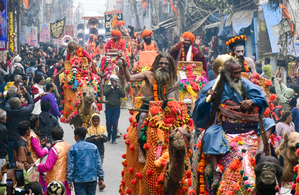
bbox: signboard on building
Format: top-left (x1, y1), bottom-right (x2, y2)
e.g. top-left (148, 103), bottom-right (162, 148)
top-left (26, 26), bottom-right (38, 46)
top-left (104, 9), bottom-right (123, 37)
top-left (0, 0), bottom-right (7, 51)
top-left (64, 25), bottom-right (74, 37)
top-left (50, 17), bottom-right (66, 39)
top-left (40, 23), bottom-right (50, 42)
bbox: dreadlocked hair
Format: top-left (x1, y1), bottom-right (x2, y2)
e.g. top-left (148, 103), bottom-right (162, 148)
top-left (151, 52), bottom-right (177, 86)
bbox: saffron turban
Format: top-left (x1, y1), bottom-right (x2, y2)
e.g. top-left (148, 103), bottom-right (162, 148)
top-left (111, 30), bottom-right (122, 38)
top-left (142, 30), bottom-right (153, 38)
top-left (116, 20), bottom-right (125, 28)
top-left (183, 31), bottom-right (195, 44)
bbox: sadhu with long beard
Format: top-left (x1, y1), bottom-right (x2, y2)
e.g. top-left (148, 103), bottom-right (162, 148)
top-left (193, 56), bottom-right (275, 190)
top-left (118, 52), bottom-right (180, 162)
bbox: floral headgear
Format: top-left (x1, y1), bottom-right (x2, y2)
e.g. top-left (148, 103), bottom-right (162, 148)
top-left (226, 35), bottom-right (247, 50)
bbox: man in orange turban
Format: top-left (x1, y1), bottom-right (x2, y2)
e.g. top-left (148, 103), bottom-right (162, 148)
top-left (93, 35), bottom-right (106, 56)
top-left (105, 30), bottom-right (126, 52)
top-left (136, 29), bottom-right (159, 51)
top-left (85, 34), bottom-right (95, 55)
top-left (170, 31), bottom-right (207, 79)
top-left (116, 20), bottom-right (125, 28)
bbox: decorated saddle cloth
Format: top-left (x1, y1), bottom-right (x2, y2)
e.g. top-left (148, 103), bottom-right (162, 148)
top-left (217, 100), bottom-right (260, 134)
top-left (203, 100), bottom-right (260, 155)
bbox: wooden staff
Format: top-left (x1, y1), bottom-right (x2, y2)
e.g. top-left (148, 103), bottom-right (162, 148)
top-left (128, 108), bottom-right (149, 113)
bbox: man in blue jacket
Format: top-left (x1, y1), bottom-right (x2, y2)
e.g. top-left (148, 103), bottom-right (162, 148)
top-left (67, 127), bottom-right (104, 195)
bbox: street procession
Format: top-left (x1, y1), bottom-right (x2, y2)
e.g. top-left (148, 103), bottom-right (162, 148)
top-left (2, 0), bottom-right (299, 195)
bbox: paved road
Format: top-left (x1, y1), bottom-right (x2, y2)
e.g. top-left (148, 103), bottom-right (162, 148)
top-left (61, 103), bottom-right (292, 195)
top-left (61, 105), bottom-right (131, 195)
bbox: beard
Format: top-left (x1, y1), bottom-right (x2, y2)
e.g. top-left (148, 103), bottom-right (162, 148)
top-left (144, 38), bottom-right (152, 45)
top-left (155, 67), bottom-right (170, 100)
top-left (70, 49), bottom-right (76, 56)
top-left (224, 71), bottom-right (243, 96)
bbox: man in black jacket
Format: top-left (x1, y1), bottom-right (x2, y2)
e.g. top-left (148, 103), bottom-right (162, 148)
top-left (103, 74), bottom-right (125, 144)
top-left (4, 88), bottom-right (34, 163)
top-left (0, 109), bottom-right (8, 168)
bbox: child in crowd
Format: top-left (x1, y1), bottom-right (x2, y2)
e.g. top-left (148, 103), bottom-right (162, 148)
top-left (86, 113), bottom-right (107, 191)
top-left (86, 113), bottom-right (107, 164)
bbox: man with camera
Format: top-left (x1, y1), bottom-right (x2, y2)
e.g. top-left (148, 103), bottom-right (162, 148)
top-left (103, 74), bottom-right (125, 144)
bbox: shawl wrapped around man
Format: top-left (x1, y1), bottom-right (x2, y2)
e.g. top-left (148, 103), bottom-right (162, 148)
top-left (193, 78), bottom-right (275, 155)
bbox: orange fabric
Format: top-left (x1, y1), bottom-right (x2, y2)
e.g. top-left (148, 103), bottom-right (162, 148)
top-left (170, 0), bottom-right (177, 17)
top-left (46, 141), bottom-right (70, 184)
top-left (143, 41), bottom-right (156, 51)
top-left (28, 131), bottom-right (40, 162)
top-left (93, 36), bottom-right (98, 41)
top-left (116, 20), bottom-right (125, 28)
top-left (142, 30), bottom-right (153, 38)
top-left (142, 1), bottom-right (147, 9)
top-left (280, 4), bottom-right (296, 36)
top-left (138, 51), bottom-right (158, 69)
top-left (23, 0), bottom-right (29, 9)
top-left (183, 31), bottom-right (195, 44)
top-left (111, 30), bottom-right (122, 38)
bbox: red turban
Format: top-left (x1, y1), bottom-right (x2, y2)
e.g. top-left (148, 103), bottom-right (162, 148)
top-left (111, 30), bottom-right (122, 38)
top-left (183, 31), bottom-right (195, 44)
top-left (142, 30), bottom-right (153, 38)
top-left (116, 20), bottom-right (125, 28)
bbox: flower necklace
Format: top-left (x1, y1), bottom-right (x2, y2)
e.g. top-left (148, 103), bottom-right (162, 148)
top-left (110, 38), bottom-right (123, 49)
top-left (181, 44), bottom-right (193, 61)
top-left (244, 60), bottom-right (249, 73)
top-left (153, 80), bottom-right (168, 101)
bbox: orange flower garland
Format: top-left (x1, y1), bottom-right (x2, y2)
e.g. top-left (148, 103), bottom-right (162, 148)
top-left (111, 38), bottom-right (123, 49)
top-left (226, 35), bottom-right (247, 46)
top-left (153, 80), bottom-right (168, 101)
top-left (76, 46), bottom-right (83, 57)
top-left (197, 153), bottom-right (205, 194)
top-left (181, 44), bottom-right (193, 61)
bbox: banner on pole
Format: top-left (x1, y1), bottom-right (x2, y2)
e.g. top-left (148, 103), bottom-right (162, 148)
top-left (26, 26), bottom-right (38, 46)
top-left (50, 17), bottom-right (66, 39)
top-left (0, 0), bottom-right (7, 51)
top-left (40, 23), bottom-right (50, 42)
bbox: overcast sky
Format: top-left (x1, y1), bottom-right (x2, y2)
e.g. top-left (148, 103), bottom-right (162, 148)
top-left (73, 0), bottom-right (106, 15)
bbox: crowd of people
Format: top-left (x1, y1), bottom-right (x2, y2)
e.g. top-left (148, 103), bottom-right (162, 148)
top-left (0, 43), bottom-right (109, 195)
top-left (1, 22), bottom-right (299, 195)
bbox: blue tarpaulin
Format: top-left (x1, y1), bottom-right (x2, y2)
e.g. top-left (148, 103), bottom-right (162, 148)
top-left (217, 15), bottom-right (231, 40)
top-left (262, 4), bottom-right (282, 53)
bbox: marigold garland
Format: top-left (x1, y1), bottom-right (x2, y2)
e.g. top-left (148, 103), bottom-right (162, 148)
top-left (111, 38), bottom-right (123, 49)
top-left (181, 44), bottom-right (193, 61)
top-left (226, 35), bottom-right (247, 46)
